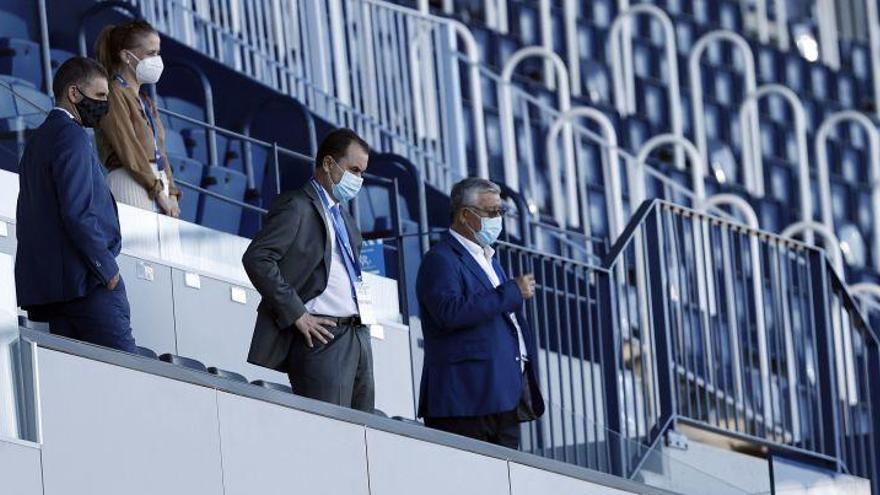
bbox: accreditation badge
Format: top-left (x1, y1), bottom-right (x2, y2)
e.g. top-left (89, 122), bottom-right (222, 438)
top-left (356, 279), bottom-right (378, 325)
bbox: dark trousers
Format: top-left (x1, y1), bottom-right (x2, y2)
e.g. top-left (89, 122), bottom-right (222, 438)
top-left (425, 410), bottom-right (521, 449)
top-left (37, 279), bottom-right (137, 353)
top-left (285, 323), bottom-right (375, 412)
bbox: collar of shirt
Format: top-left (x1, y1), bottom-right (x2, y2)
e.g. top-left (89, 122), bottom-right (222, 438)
top-left (311, 178), bottom-right (338, 211)
top-left (449, 228), bottom-right (494, 261)
top-left (53, 107), bottom-right (76, 121)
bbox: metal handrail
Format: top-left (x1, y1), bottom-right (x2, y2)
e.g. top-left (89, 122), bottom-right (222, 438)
top-left (546, 107), bottom-right (625, 239)
top-left (631, 134), bottom-right (707, 208)
top-left (814, 110), bottom-right (880, 271)
top-left (499, 47), bottom-right (573, 205)
top-left (738, 84), bottom-right (809, 206)
top-left (689, 30), bottom-right (759, 191)
top-left (609, 5), bottom-right (684, 169)
top-left (448, 20), bottom-right (489, 180)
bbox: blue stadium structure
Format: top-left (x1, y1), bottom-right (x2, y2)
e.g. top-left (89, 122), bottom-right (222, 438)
top-left (1, 0), bottom-right (879, 494)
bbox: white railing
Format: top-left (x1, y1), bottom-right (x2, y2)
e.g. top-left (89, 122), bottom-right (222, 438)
top-left (128, 0), bottom-right (477, 191)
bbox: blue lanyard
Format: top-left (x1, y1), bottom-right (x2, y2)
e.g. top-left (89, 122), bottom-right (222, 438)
top-left (114, 75), bottom-right (165, 171)
top-left (310, 178), bottom-right (362, 282)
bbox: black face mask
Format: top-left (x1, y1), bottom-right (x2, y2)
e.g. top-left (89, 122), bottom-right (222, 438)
top-left (73, 87), bottom-right (110, 128)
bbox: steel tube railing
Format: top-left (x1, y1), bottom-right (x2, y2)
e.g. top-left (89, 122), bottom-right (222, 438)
top-left (609, 5), bottom-right (683, 169)
top-left (815, 111), bottom-right (880, 271)
top-left (689, 31), bottom-right (758, 191)
top-left (499, 47), bottom-right (573, 204)
top-left (739, 85), bottom-right (810, 217)
top-left (545, 107), bottom-right (625, 239)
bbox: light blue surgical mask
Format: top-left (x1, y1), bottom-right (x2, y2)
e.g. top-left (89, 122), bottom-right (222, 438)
top-left (466, 208), bottom-right (503, 247)
top-left (329, 158), bottom-right (363, 203)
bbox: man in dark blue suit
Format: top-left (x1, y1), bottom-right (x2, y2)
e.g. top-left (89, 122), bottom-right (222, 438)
top-left (417, 177), bottom-right (544, 448)
top-left (15, 57), bottom-right (136, 353)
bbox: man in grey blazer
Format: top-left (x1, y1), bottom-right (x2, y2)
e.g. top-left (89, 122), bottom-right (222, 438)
top-left (243, 128), bottom-right (374, 412)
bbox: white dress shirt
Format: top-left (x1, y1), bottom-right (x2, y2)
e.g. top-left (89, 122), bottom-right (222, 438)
top-left (450, 229), bottom-right (528, 369)
top-left (305, 183), bottom-right (359, 317)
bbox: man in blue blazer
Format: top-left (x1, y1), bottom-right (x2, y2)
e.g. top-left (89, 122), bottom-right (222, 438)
top-left (15, 57), bottom-right (136, 353)
top-left (417, 177), bottom-right (544, 448)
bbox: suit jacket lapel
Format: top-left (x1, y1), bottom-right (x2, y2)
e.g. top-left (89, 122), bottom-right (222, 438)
top-left (304, 183), bottom-right (332, 270)
top-left (446, 232), bottom-right (494, 291)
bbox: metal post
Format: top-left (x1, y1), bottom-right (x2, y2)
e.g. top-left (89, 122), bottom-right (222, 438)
top-left (36, 0), bottom-right (52, 95)
top-left (597, 269), bottom-right (626, 477)
top-left (816, 0), bottom-right (841, 69)
top-left (643, 203), bottom-right (677, 436)
top-left (809, 250), bottom-right (843, 464)
top-left (272, 141), bottom-right (281, 196)
top-left (563, 0), bottom-right (579, 97)
top-left (867, 0), bottom-right (880, 120)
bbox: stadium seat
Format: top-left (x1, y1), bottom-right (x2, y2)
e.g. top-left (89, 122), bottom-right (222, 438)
top-left (198, 165), bottom-right (247, 235)
top-left (0, 38), bottom-right (40, 88)
top-left (159, 353), bottom-right (208, 372)
top-left (251, 380), bottom-right (293, 394)
top-left (168, 156), bottom-right (204, 223)
top-left (136, 346), bottom-right (159, 359)
top-left (208, 366), bottom-right (248, 383)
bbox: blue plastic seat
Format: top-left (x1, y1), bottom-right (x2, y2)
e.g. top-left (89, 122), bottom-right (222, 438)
top-left (198, 165), bottom-right (247, 235)
top-left (208, 366), bottom-right (248, 383)
top-left (136, 346), bottom-right (158, 359)
top-left (159, 353), bottom-right (207, 372)
top-left (251, 380), bottom-right (293, 394)
top-left (0, 38), bottom-right (41, 89)
top-left (162, 96), bottom-right (205, 130)
top-left (0, 75), bottom-right (51, 132)
top-left (168, 157), bottom-right (205, 223)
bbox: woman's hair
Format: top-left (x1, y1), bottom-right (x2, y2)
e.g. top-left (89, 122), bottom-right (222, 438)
top-left (94, 19), bottom-right (157, 72)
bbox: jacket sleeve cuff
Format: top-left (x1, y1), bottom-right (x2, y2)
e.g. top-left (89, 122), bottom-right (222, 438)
top-left (92, 254), bottom-right (120, 286)
top-left (274, 299), bottom-right (307, 330)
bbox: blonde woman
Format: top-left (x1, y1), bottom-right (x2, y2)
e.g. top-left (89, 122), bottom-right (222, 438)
top-left (94, 19), bottom-right (181, 216)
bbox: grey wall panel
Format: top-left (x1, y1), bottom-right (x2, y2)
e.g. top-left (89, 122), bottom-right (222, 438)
top-left (371, 322), bottom-right (415, 418)
top-left (0, 170), bottom-right (18, 221)
top-left (509, 462), bottom-right (631, 495)
top-left (37, 348), bottom-right (224, 495)
top-left (117, 205), bottom-right (161, 261)
top-left (0, 438), bottom-right (43, 495)
top-left (170, 269), bottom-right (285, 383)
top-left (216, 391), bottom-right (370, 495)
top-left (117, 255), bottom-right (177, 355)
top-left (0, 219), bottom-right (14, 258)
top-left (158, 214), bottom-right (251, 285)
top-left (365, 428), bottom-right (510, 495)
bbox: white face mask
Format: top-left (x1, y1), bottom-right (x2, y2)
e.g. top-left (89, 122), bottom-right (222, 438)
top-left (127, 50), bottom-right (164, 84)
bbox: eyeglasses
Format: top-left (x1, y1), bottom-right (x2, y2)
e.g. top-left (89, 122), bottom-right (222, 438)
top-left (467, 205), bottom-right (509, 218)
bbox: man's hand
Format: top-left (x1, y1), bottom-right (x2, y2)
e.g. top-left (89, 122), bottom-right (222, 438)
top-left (157, 193), bottom-right (181, 218)
top-left (107, 272), bottom-right (121, 291)
top-left (515, 274), bottom-right (536, 300)
top-left (294, 313), bottom-right (337, 347)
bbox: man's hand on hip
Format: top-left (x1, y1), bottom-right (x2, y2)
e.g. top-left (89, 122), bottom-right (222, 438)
top-left (295, 313), bottom-right (337, 347)
top-left (515, 274), bottom-right (536, 300)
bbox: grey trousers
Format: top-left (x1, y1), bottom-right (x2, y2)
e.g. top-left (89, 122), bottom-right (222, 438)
top-left (285, 323), bottom-right (375, 412)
